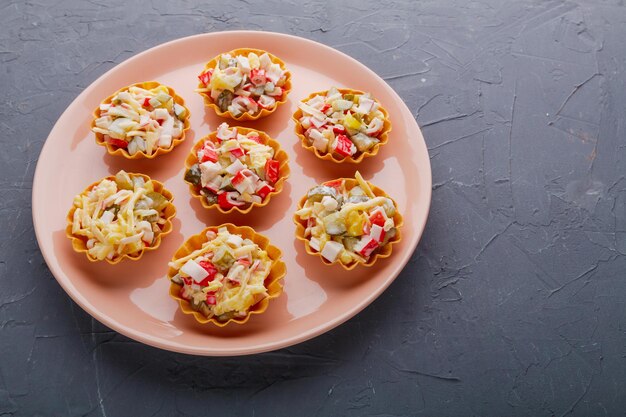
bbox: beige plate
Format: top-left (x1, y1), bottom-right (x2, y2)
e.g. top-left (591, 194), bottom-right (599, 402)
top-left (32, 31), bottom-right (432, 356)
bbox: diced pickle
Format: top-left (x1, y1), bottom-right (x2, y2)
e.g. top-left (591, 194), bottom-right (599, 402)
top-left (217, 90), bottom-right (234, 112)
top-left (190, 297), bottom-right (207, 312)
top-left (217, 312), bottom-right (235, 322)
top-left (200, 189), bottom-right (218, 205)
top-left (346, 195), bottom-right (369, 204)
top-left (212, 245), bottom-right (235, 270)
top-left (114, 171), bottom-right (133, 190)
top-left (351, 132), bottom-right (379, 153)
top-left (343, 237), bottom-right (360, 252)
top-left (146, 191), bottom-right (169, 211)
top-left (184, 164), bottom-right (202, 186)
top-left (307, 185), bottom-right (337, 203)
top-left (221, 182), bottom-right (236, 192)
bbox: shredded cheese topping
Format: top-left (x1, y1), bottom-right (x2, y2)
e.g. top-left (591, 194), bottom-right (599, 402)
top-left (169, 227), bottom-right (273, 319)
top-left (70, 171), bottom-right (170, 261)
top-left (296, 172), bottom-right (398, 264)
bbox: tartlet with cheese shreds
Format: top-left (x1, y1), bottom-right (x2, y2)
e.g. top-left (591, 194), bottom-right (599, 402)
top-left (66, 171), bottom-right (176, 263)
top-left (293, 172), bottom-right (402, 270)
top-left (168, 224), bottom-right (285, 326)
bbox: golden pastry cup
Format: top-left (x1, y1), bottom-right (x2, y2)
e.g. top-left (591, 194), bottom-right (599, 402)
top-left (293, 178), bottom-right (403, 270)
top-left (66, 172), bottom-right (177, 264)
top-left (183, 126), bottom-right (290, 214)
top-left (292, 88), bottom-right (392, 164)
top-left (91, 81), bottom-right (191, 159)
top-left (168, 223), bottom-right (286, 327)
top-left (196, 48), bottom-right (292, 121)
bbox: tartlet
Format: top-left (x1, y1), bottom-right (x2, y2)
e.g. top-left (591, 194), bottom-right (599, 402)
top-left (293, 172), bottom-right (403, 270)
top-left (66, 170), bottom-right (176, 264)
top-left (183, 123), bottom-right (290, 214)
top-left (91, 81), bottom-right (191, 159)
top-left (292, 87), bottom-right (391, 163)
top-left (196, 48), bottom-right (292, 121)
top-left (168, 224), bottom-right (286, 326)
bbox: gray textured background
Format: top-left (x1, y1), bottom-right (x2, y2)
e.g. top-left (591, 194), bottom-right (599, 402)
top-left (2, 0), bottom-right (626, 416)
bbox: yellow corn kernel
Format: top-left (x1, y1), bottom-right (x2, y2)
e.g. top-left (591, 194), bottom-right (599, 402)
top-left (345, 211), bottom-right (365, 236)
top-left (342, 113), bottom-right (361, 130)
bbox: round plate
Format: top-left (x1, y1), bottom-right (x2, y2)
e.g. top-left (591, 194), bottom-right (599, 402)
top-left (32, 31), bottom-right (432, 356)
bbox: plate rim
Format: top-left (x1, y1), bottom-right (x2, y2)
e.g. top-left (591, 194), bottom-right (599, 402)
top-left (32, 30), bottom-right (432, 356)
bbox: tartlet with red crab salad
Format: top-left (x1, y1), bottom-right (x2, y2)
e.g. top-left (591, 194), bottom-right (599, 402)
top-left (294, 172), bottom-right (403, 270)
top-left (183, 123), bottom-right (289, 213)
top-left (168, 224), bottom-right (285, 326)
top-left (66, 171), bottom-right (176, 264)
top-left (293, 87), bottom-right (391, 163)
top-left (196, 48), bottom-right (291, 120)
top-left (91, 82), bottom-right (190, 159)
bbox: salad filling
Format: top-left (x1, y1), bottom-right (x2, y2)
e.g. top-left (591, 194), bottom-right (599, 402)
top-left (184, 123), bottom-right (282, 210)
top-left (70, 171), bottom-right (171, 261)
top-left (92, 84), bottom-right (188, 156)
top-left (297, 87), bottom-right (386, 159)
top-left (295, 172), bottom-right (398, 265)
top-left (197, 50), bottom-right (288, 117)
top-left (169, 227), bottom-right (272, 321)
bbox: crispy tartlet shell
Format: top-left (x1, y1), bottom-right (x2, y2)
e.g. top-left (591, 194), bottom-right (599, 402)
top-left (293, 178), bottom-right (403, 270)
top-left (196, 48), bottom-right (292, 121)
top-left (91, 81), bottom-right (191, 159)
top-left (183, 127), bottom-right (290, 214)
top-left (292, 88), bottom-right (391, 164)
top-left (168, 224), bottom-right (286, 327)
top-left (66, 173), bottom-right (177, 264)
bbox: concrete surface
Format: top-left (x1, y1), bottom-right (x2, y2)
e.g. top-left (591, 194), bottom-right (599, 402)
top-left (2, 0), bottom-right (626, 415)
